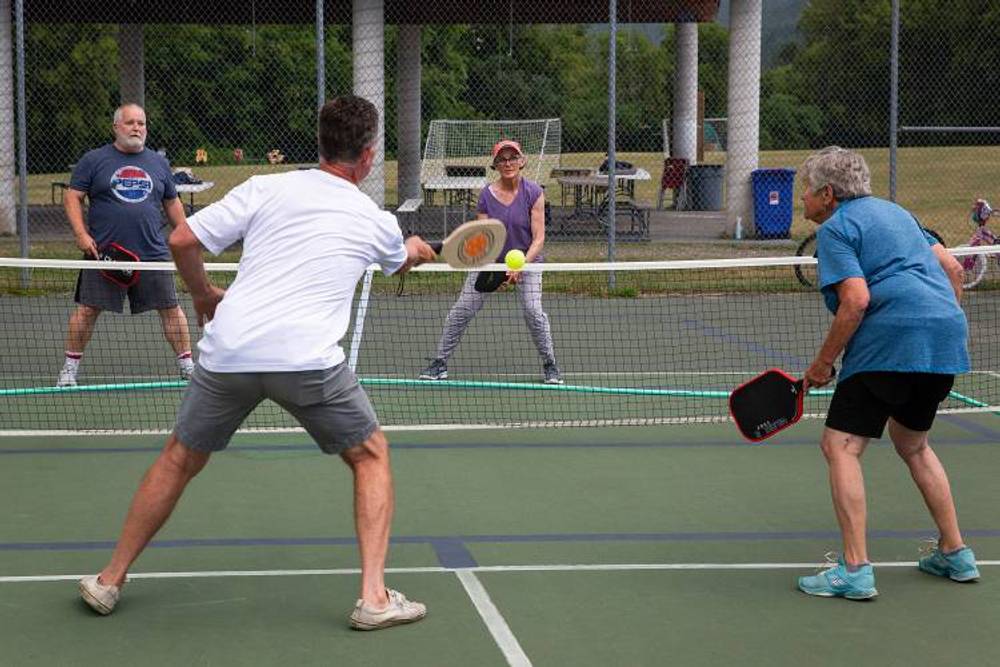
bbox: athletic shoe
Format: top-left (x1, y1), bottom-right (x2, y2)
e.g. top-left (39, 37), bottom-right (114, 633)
top-left (918, 542), bottom-right (980, 582)
top-left (543, 361), bottom-right (564, 385)
top-left (79, 575), bottom-right (120, 615)
top-left (56, 368), bottom-right (77, 388)
top-left (418, 358), bottom-right (448, 381)
top-left (177, 357), bottom-right (195, 381)
top-left (349, 588), bottom-right (427, 630)
top-left (797, 554), bottom-right (878, 600)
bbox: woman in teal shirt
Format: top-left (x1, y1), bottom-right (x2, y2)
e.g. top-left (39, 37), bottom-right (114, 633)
top-left (795, 147), bottom-right (979, 600)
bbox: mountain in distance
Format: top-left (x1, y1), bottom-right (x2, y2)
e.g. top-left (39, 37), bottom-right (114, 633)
top-left (618, 0), bottom-right (808, 66)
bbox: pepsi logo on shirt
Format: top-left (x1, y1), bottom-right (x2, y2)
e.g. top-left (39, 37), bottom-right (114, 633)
top-left (110, 166), bottom-right (153, 203)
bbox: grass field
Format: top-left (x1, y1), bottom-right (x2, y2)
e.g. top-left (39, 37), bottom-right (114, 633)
top-left (8, 145), bottom-right (999, 250)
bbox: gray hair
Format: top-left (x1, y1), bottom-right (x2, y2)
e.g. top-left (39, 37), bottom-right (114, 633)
top-left (800, 146), bottom-right (872, 200)
top-left (113, 103), bottom-right (145, 125)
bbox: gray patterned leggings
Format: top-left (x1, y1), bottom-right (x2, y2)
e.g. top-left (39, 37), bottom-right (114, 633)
top-left (434, 270), bottom-right (556, 365)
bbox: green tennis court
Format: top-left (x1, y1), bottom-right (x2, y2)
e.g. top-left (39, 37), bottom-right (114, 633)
top-left (2, 417), bottom-right (999, 666)
top-left (3, 257), bottom-right (999, 665)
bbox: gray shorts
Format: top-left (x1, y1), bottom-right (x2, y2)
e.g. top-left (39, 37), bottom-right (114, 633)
top-left (174, 363), bottom-right (379, 454)
top-left (75, 267), bottom-right (179, 315)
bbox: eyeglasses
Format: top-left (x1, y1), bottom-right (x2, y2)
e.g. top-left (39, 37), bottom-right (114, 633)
top-left (495, 156), bottom-right (521, 165)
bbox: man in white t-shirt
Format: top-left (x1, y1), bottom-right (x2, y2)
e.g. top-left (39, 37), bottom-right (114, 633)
top-left (78, 96), bottom-right (436, 631)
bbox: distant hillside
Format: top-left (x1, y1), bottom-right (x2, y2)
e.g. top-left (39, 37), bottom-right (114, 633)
top-left (620, 0), bottom-right (808, 66)
top-left (717, 0), bottom-right (808, 65)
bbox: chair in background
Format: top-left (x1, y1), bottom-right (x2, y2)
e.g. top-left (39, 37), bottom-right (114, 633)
top-left (657, 157), bottom-right (689, 210)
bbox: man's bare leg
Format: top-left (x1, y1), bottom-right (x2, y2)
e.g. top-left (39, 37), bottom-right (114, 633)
top-left (65, 304), bottom-right (101, 352)
top-left (98, 434), bottom-right (210, 587)
top-left (157, 306), bottom-right (192, 356)
top-left (340, 428), bottom-right (394, 607)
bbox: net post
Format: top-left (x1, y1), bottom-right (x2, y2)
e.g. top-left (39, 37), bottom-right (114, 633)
top-left (606, 0), bottom-right (617, 286)
top-left (347, 266), bottom-right (376, 372)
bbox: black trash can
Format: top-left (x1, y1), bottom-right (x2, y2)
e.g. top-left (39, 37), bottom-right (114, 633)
top-left (685, 164), bottom-right (725, 211)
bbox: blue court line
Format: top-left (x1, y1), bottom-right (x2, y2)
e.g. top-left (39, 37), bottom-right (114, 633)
top-left (4, 530), bottom-right (1000, 570)
top-left (939, 413), bottom-right (1000, 440)
top-left (680, 319), bottom-right (810, 369)
top-left (0, 435), bottom-right (997, 457)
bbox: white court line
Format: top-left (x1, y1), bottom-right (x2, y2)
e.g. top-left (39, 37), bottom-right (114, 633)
top-left (4, 560), bottom-right (999, 584)
top-left (9, 403), bottom-right (1000, 439)
top-left (455, 569), bottom-right (532, 667)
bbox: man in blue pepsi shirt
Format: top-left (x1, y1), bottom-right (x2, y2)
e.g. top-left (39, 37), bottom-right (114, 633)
top-left (794, 147), bottom-right (979, 600)
top-left (57, 104), bottom-right (194, 387)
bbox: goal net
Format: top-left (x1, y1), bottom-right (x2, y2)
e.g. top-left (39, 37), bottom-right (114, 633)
top-left (421, 118), bottom-right (562, 186)
top-left (662, 117), bottom-right (728, 158)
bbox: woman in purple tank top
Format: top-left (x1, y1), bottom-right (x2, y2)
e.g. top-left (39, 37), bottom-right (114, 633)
top-left (418, 139), bottom-right (564, 385)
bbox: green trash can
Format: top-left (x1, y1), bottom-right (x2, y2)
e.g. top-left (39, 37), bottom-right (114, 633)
top-left (685, 164), bottom-right (725, 211)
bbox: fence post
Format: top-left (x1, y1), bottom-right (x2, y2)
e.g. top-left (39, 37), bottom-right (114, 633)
top-left (889, 0), bottom-right (899, 202)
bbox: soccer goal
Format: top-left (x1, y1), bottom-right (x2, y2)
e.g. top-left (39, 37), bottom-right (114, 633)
top-left (662, 117), bottom-right (727, 158)
top-left (420, 118), bottom-right (562, 188)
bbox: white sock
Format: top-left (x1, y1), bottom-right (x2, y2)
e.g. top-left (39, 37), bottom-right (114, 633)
top-left (62, 352), bottom-right (82, 372)
top-left (176, 351), bottom-right (194, 373)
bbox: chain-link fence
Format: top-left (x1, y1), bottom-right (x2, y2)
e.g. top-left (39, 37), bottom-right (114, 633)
top-left (2, 0), bottom-right (999, 252)
top-left (894, 0), bottom-right (1000, 248)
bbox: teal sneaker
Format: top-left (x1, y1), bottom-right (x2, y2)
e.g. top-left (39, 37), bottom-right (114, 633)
top-left (798, 554), bottom-right (878, 600)
top-left (918, 543), bottom-right (980, 582)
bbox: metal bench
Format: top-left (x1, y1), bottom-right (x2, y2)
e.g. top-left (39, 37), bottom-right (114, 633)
top-left (51, 181), bottom-right (70, 205)
top-left (396, 197), bottom-right (423, 235)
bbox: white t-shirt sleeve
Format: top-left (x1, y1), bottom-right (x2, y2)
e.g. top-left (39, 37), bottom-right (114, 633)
top-left (187, 178), bottom-right (256, 256)
top-left (373, 211), bottom-right (408, 275)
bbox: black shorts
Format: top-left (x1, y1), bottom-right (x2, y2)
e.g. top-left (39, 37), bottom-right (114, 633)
top-left (74, 267), bottom-right (179, 315)
top-left (825, 371), bottom-right (954, 439)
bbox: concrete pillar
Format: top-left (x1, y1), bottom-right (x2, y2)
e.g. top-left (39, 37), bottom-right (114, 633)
top-left (316, 0), bottom-right (325, 112)
top-left (353, 0), bottom-right (385, 206)
top-left (118, 24), bottom-right (144, 107)
top-left (0, 0), bottom-right (15, 235)
top-left (672, 22), bottom-right (698, 165)
top-left (725, 0), bottom-right (762, 237)
top-left (396, 25), bottom-right (421, 204)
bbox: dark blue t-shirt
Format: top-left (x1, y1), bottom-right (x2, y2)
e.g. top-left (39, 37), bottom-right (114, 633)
top-left (817, 196), bottom-right (969, 381)
top-left (70, 145), bottom-right (177, 260)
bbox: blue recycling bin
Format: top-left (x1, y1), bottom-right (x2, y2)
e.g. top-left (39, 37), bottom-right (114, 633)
top-left (751, 168), bottom-right (796, 239)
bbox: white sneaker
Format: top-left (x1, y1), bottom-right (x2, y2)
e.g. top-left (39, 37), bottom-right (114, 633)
top-left (178, 357), bottom-right (195, 381)
top-left (56, 368), bottom-right (77, 388)
top-left (79, 574), bottom-right (120, 615)
top-left (349, 589), bottom-right (427, 630)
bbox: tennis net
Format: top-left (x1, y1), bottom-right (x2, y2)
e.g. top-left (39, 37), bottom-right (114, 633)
top-left (2, 250), bottom-right (998, 435)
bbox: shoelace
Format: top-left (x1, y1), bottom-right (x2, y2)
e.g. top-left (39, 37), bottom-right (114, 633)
top-left (919, 537), bottom-right (940, 558)
top-left (814, 551), bottom-right (840, 575)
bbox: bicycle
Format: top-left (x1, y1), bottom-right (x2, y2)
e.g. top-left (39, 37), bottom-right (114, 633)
top-left (959, 199), bottom-right (998, 289)
top-left (793, 226), bottom-right (945, 289)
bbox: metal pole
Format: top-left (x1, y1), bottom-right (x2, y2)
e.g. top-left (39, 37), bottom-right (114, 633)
top-left (889, 0), bottom-right (899, 202)
top-left (606, 0), bottom-right (617, 288)
top-left (316, 0), bottom-right (325, 111)
top-left (15, 0), bottom-right (28, 283)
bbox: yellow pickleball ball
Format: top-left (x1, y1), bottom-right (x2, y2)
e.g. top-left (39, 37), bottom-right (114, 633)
top-left (505, 249), bottom-right (526, 270)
